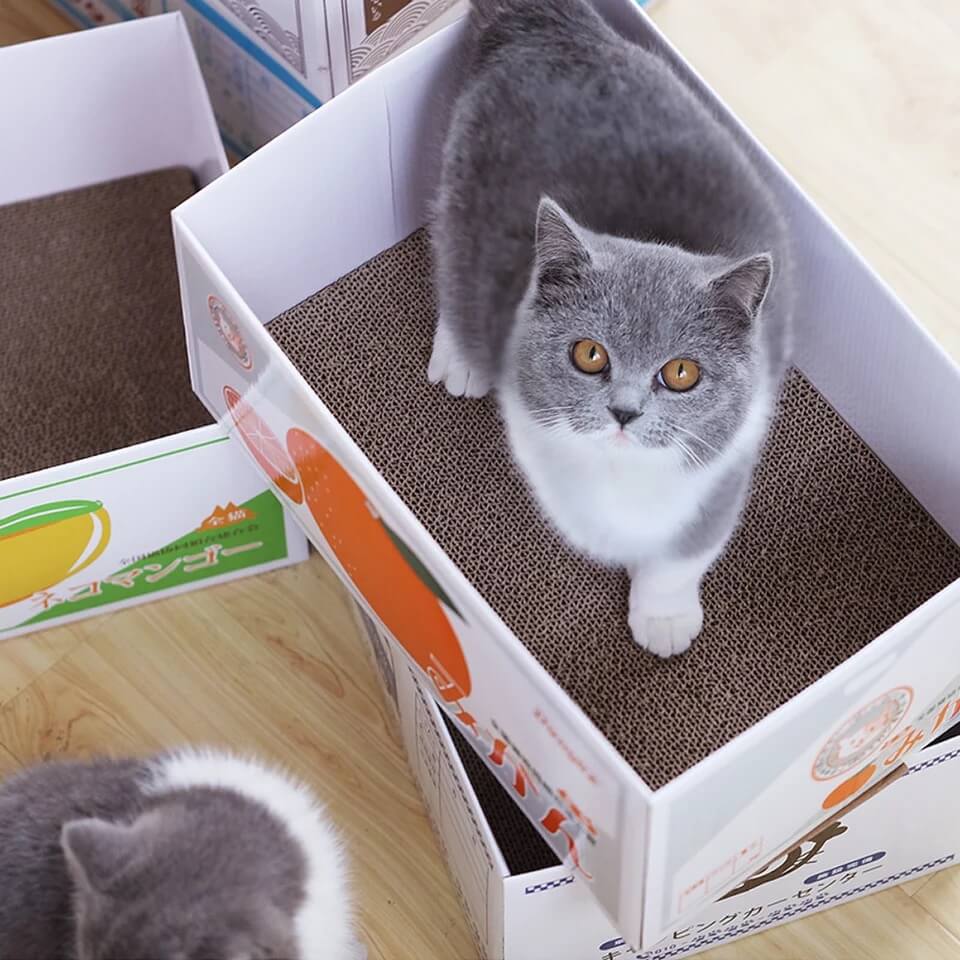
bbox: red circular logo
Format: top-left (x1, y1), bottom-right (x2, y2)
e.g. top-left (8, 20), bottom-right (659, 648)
top-left (208, 295), bottom-right (253, 371)
top-left (812, 686), bottom-right (913, 782)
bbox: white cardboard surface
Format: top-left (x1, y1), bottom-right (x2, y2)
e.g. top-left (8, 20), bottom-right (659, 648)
top-left (0, 14), bottom-right (226, 204)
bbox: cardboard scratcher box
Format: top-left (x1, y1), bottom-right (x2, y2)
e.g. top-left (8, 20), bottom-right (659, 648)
top-left (173, 0), bottom-right (960, 946)
top-left (354, 601), bottom-right (960, 958)
top-left (0, 15), bottom-right (308, 642)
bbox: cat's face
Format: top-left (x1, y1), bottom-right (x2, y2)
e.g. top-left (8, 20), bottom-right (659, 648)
top-left (62, 814), bottom-right (301, 960)
top-left (506, 199), bottom-right (773, 467)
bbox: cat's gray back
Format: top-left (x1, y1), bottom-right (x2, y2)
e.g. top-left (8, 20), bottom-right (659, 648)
top-left (433, 0), bottom-right (791, 371)
top-left (0, 758), bottom-right (148, 959)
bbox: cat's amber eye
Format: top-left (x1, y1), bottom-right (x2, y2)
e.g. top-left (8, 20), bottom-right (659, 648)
top-left (658, 358), bottom-right (701, 392)
top-left (571, 339), bottom-right (609, 374)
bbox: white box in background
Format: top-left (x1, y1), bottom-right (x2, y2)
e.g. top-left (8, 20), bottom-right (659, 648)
top-left (171, 0), bottom-right (960, 949)
top-left (0, 16), bottom-right (307, 641)
top-left (354, 603), bottom-right (960, 959)
top-left (51, 0), bottom-right (468, 157)
top-left (50, 0), bottom-right (657, 158)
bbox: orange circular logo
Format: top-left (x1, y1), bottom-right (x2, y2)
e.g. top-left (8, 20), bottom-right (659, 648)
top-left (812, 686), bottom-right (913, 782)
top-left (209, 295), bottom-right (253, 371)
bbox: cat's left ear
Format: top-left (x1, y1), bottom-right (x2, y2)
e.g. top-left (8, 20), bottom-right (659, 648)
top-left (709, 253), bottom-right (773, 323)
top-left (61, 818), bottom-right (139, 895)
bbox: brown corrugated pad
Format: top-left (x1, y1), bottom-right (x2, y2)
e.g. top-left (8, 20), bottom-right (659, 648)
top-left (444, 714), bottom-right (559, 875)
top-left (0, 169), bottom-right (211, 481)
top-left (269, 229), bottom-right (960, 789)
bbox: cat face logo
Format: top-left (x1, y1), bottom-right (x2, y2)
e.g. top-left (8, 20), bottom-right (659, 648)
top-left (812, 687), bottom-right (913, 782)
top-left (209, 295), bottom-right (253, 371)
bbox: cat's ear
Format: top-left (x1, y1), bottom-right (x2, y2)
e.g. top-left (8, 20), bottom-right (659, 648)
top-left (534, 197), bottom-right (592, 295)
top-left (709, 253), bottom-right (773, 322)
top-left (61, 818), bottom-right (139, 894)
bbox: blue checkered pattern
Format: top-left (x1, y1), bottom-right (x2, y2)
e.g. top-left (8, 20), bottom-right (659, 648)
top-left (524, 875), bottom-right (575, 895)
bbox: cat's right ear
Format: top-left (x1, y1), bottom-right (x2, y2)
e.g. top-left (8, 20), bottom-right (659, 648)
top-left (534, 197), bottom-right (592, 297)
top-left (61, 818), bottom-right (138, 895)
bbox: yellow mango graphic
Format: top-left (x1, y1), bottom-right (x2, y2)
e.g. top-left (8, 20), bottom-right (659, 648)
top-left (0, 500), bottom-right (111, 607)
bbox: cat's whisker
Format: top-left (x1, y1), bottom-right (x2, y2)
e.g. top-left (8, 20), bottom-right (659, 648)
top-left (661, 418), bottom-right (722, 456)
top-left (673, 436), bottom-right (706, 471)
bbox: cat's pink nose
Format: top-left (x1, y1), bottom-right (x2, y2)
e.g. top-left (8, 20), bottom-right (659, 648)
top-left (609, 406), bottom-right (641, 427)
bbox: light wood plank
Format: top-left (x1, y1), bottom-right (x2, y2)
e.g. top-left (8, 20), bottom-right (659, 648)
top-left (916, 868), bottom-right (960, 942)
top-left (0, 0), bottom-right (74, 44)
top-left (704, 886), bottom-right (960, 960)
top-left (0, 628), bottom-right (81, 708)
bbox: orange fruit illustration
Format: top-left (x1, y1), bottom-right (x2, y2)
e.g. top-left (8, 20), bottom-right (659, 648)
top-left (822, 763), bottom-right (877, 810)
top-left (223, 386), bottom-right (303, 504)
top-left (286, 427), bottom-right (471, 701)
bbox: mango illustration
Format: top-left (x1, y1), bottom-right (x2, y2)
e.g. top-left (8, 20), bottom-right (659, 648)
top-left (286, 427), bottom-right (471, 702)
top-left (0, 500), bottom-right (111, 607)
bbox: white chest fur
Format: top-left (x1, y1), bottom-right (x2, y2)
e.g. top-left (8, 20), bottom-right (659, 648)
top-left (499, 386), bottom-right (772, 568)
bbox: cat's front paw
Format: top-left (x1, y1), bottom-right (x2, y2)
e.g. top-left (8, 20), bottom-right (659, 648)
top-left (428, 320), bottom-right (492, 398)
top-left (629, 588), bottom-right (703, 658)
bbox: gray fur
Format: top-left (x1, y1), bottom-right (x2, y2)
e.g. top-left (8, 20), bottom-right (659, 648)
top-left (0, 756), bottom-right (305, 960)
top-left (430, 0), bottom-right (794, 654)
top-left (430, 0), bottom-right (795, 654)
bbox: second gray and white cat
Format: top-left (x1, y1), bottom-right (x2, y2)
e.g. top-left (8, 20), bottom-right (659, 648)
top-left (430, 0), bottom-right (794, 656)
top-left (0, 749), bottom-right (363, 959)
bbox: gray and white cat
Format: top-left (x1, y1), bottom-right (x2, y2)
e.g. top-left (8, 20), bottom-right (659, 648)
top-left (0, 749), bottom-right (363, 959)
top-left (429, 0), bottom-right (793, 657)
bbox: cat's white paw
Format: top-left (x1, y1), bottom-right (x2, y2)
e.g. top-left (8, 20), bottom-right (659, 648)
top-left (428, 320), bottom-right (492, 398)
top-left (629, 588), bottom-right (703, 658)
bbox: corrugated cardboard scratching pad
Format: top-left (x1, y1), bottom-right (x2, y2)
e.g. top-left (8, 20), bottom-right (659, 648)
top-left (269, 230), bottom-right (960, 789)
top-left (0, 169), bottom-right (211, 481)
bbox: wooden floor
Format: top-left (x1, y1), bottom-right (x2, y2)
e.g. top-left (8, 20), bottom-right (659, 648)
top-left (2, 1), bottom-right (959, 958)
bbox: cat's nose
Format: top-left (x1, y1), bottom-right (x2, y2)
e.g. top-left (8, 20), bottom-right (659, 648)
top-left (608, 406), bottom-right (641, 427)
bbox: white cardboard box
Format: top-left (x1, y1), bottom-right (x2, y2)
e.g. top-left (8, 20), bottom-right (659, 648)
top-left (51, 0), bottom-right (467, 157)
top-left (354, 602), bottom-right (960, 959)
top-left (171, 1), bottom-right (960, 948)
top-left (0, 15), bottom-right (307, 641)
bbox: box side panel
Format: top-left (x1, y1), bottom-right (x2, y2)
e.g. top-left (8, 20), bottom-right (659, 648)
top-left (0, 428), bottom-right (302, 639)
top-left (0, 15), bottom-right (224, 204)
top-left (174, 220), bottom-right (641, 930)
top-left (643, 583), bottom-right (960, 945)
top-left (637, 736), bottom-right (960, 958)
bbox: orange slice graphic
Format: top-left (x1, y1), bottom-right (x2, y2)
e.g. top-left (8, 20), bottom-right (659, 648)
top-left (223, 386), bottom-right (303, 504)
top-left (287, 427), bottom-right (471, 701)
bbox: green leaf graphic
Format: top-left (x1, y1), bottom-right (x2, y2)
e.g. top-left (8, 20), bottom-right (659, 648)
top-left (381, 520), bottom-right (465, 622)
top-left (0, 499), bottom-right (102, 538)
